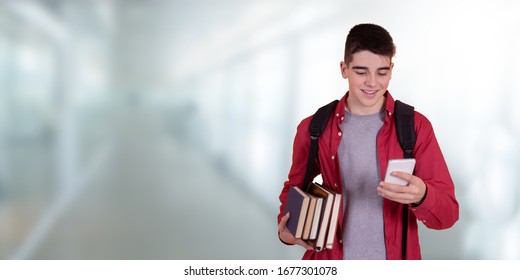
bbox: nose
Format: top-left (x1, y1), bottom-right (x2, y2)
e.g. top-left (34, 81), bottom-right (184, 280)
top-left (364, 73), bottom-right (377, 87)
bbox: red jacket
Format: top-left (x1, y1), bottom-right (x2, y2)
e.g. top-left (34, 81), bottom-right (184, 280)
top-left (278, 92), bottom-right (459, 260)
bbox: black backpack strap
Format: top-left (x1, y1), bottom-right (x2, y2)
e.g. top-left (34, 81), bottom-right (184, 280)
top-left (394, 99), bottom-right (416, 260)
top-left (394, 100), bottom-right (416, 159)
top-left (302, 100), bottom-right (339, 192)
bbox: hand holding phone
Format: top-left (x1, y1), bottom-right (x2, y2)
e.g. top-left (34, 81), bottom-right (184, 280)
top-left (384, 159), bottom-right (416, 186)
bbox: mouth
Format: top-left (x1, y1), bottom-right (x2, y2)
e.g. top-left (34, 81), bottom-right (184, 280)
top-left (361, 89), bottom-right (379, 96)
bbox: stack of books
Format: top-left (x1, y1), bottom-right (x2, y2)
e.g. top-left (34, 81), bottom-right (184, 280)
top-left (284, 182), bottom-right (342, 252)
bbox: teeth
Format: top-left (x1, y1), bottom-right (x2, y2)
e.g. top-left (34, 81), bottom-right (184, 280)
top-left (363, 90), bottom-right (377, 94)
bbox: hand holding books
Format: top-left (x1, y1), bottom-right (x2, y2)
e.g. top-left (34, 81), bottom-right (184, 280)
top-left (279, 182), bottom-right (342, 252)
top-left (277, 212), bottom-right (314, 250)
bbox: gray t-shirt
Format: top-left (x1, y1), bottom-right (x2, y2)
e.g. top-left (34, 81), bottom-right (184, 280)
top-left (338, 110), bottom-right (386, 259)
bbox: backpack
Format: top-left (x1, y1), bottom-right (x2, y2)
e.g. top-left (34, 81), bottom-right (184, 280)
top-left (302, 99), bottom-right (416, 260)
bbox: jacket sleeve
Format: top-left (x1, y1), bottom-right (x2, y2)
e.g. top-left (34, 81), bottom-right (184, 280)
top-left (410, 112), bottom-right (459, 230)
top-left (277, 117), bottom-right (320, 225)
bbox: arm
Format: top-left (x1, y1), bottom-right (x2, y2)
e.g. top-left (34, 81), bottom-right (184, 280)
top-left (277, 117), bottom-right (319, 248)
top-left (378, 113), bottom-right (459, 230)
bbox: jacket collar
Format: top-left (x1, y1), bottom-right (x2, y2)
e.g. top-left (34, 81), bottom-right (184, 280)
top-left (385, 91), bottom-right (396, 117)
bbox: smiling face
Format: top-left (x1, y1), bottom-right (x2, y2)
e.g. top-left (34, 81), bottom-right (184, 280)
top-left (340, 50), bottom-right (393, 115)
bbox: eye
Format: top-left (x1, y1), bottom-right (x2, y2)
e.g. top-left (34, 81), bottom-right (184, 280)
top-left (377, 71), bottom-right (388, 76)
top-left (355, 71), bottom-right (367, 75)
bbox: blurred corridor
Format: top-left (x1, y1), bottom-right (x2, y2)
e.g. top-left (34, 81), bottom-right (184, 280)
top-left (1, 0), bottom-right (520, 259)
top-left (4, 103), bottom-right (299, 259)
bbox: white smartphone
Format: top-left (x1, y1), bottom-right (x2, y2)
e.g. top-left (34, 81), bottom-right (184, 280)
top-left (384, 159), bottom-right (416, 186)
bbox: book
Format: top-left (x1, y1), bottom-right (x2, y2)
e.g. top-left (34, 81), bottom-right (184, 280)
top-left (302, 193), bottom-right (317, 240)
top-left (284, 186), bottom-right (310, 239)
top-left (307, 196), bottom-right (324, 240)
top-left (306, 182), bottom-right (335, 251)
top-left (325, 191), bottom-right (342, 250)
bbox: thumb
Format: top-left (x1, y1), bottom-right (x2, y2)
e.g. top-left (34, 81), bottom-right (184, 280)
top-left (278, 212), bottom-right (290, 232)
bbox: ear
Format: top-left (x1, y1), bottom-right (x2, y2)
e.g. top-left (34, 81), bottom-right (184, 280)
top-left (340, 61), bottom-right (348, 79)
top-left (389, 62), bottom-right (394, 79)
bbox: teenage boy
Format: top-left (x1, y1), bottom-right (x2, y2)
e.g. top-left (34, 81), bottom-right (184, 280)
top-left (277, 23), bottom-right (459, 260)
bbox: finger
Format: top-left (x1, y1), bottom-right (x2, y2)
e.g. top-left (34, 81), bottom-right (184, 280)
top-left (278, 212), bottom-right (290, 232)
top-left (391, 171), bottom-right (414, 183)
top-left (294, 239), bottom-right (314, 250)
top-left (377, 185), bottom-right (416, 204)
top-left (379, 181), bottom-right (408, 193)
top-left (278, 213), bottom-right (314, 250)
top-left (380, 193), bottom-right (415, 204)
top-left (281, 212), bottom-right (290, 223)
top-left (389, 174), bottom-right (426, 198)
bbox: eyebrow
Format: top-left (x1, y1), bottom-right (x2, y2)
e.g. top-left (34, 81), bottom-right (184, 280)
top-left (352, 66), bottom-right (391, 71)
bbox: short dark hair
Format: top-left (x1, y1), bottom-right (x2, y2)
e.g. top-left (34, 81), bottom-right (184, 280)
top-left (344, 23), bottom-right (396, 65)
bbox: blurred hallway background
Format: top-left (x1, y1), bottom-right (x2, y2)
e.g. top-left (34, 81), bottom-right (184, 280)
top-left (1, 0), bottom-right (519, 259)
